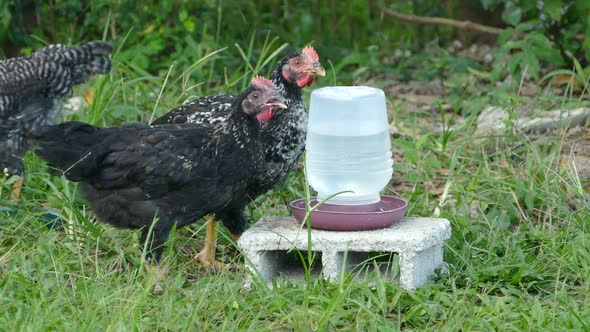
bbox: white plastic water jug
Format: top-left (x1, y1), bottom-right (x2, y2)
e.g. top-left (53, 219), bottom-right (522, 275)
top-left (305, 86), bottom-right (393, 205)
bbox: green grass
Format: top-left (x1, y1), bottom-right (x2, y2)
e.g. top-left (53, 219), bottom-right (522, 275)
top-left (2, 5), bottom-right (590, 330)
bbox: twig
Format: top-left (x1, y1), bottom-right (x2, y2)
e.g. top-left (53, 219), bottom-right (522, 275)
top-left (370, 0), bottom-right (504, 35)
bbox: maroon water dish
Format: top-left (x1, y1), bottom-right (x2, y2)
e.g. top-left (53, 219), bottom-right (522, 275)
top-left (289, 195), bottom-right (407, 231)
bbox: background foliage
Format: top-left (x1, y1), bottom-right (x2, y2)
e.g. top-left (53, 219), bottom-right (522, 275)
top-left (2, 0), bottom-right (589, 85)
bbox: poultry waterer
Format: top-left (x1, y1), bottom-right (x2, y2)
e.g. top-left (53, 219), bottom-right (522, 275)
top-left (290, 86), bottom-right (407, 231)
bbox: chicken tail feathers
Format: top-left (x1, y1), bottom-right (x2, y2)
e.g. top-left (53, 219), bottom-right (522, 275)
top-left (38, 41), bottom-right (112, 73)
top-left (0, 41), bottom-right (113, 97)
top-left (38, 41), bottom-right (113, 91)
top-left (28, 121), bottom-right (104, 181)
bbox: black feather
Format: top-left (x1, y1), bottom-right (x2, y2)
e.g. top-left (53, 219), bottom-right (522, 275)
top-left (0, 41), bottom-right (112, 177)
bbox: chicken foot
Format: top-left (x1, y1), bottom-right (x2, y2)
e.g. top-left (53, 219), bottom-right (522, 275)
top-left (194, 215), bottom-right (226, 272)
top-left (10, 176), bottom-right (24, 202)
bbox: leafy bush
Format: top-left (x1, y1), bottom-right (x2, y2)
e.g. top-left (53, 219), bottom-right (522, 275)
top-left (482, 0), bottom-right (590, 82)
top-left (1, 0), bottom-right (455, 83)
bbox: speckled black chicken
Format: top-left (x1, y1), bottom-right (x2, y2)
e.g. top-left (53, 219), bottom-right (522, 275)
top-left (29, 77), bottom-right (286, 262)
top-left (152, 46), bottom-right (324, 269)
top-left (0, 41), bottom-right (112, 200)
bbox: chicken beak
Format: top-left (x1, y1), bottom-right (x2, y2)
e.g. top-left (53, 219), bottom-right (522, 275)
top-left (307, 64), bottom-right (326, 77)
top-left (267, 101), bottom-right (288, 110)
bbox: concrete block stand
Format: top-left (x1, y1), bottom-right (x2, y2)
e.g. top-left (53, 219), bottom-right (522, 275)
top-left (238, 216), bottom-right (451, 290)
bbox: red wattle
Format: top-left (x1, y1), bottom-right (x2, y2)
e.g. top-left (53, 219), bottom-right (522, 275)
top-left (296, 73), bottom-right (310, 88)
top-left (256, 107), bottom-right (275, 123)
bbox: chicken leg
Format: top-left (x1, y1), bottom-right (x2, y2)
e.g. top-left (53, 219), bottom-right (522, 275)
top-left (194, 215), bottom-right (226, 272)
top-left (10, 176), bottom-right (24, 202)
top-left (139, 227), bottom-right (169, 295)
top-left (144, 261), bottom-right (166, 295)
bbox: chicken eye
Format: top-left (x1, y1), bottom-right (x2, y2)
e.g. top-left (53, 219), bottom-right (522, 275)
top-left (252, 93), bottom-right (260, 100)
top-left (294, 59), bottom-right (302, 66)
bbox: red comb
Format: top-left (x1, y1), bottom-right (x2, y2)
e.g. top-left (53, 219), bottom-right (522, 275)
top-left (251, 75), bottom-right (275, 89)
top-left (302, 45), bottom-right (319, 62)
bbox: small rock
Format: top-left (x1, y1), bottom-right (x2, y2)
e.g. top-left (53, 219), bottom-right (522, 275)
top-left (475, 106), bottom-right (509, 135)
top-left (153, 282), bottom-right (164, 295)
top-left (516, 108), bottom-right (590, 132)
top-left (475, 106), bottom-right (590, 135)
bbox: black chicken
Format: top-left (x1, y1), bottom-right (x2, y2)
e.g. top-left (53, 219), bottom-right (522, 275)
top-left (0, 41), bottom-right (112, 201)
top-left (152, 46), bottom-right (324, 269)
top-left (29, 77), bottom-right (286, 262)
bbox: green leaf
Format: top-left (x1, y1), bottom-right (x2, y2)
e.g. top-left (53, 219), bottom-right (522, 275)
top-left (498, 27), bottom-right (516, 44)
top-left (526, 32), bottom-right (565, 65)
top-left (480, 0), bottom-right (502, 10)
top-left (416, 134), bottom-right (430, 150)
top-left (521, 0), bottom-right (540, 12)
top-left (510, 266), bottom-right (525, 284)
top-left (543, 0), bottom-right (562, 21)
top-left (393, 139), bottom-right (418, 164)
top-left (508, 52), bottom-right (523, 77)
top-left (524, 189), bottom-right (536, 211)
top-left (467, 67), bottom-right (492, 80)
top-left (584, 23), bottom-right (590, 50)
top-left (576, 0), bottom-right (590, 11)
top-left (573, 57), bottom-right (587, 85)
top-left (526, 32), bottom-right (553, 49)
top-left (522, 52), bottom-right (540, 80)
top-left (503, 39), bottom-right (526, 51)
top-left (502, 6), bottom-right (522, 26)
top-left (0, 3), bottom-right (10, 43)
top-left (179, 9), bottom-right (188, 22)
top-left (183, 20), bottom-right (195, 33)
top-left (534, 45), bottom-right (564, 65)
top-left (514, 21), bottom-right (536, 33)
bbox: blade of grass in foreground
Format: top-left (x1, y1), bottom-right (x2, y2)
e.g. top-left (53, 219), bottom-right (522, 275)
top-left (298, 155), bottom-right (353, 284)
